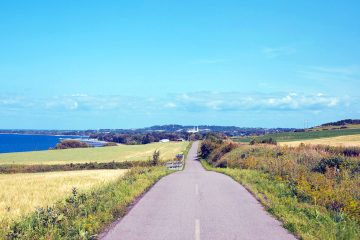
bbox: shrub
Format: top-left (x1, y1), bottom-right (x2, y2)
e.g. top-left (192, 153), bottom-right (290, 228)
top-left (313, 157), bottom-right (345, 173)
top-left (249, 137), bottom-right (277, 145)
top-left (103, 142), bottom-right (118, 147)
top-left (313, 145), bottom-right (360, 157)
top-left (209, 142), bottom-right (237, 165)
top-left (55, 140), bottom-right (90, 149)
top-left (152, 150), bottom-right (160, 166)
top-left (199, 140), bottom-right (219, 159)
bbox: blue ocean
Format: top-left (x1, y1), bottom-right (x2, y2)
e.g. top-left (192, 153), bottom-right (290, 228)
top-left (0, 134), bottom-right (86, 153)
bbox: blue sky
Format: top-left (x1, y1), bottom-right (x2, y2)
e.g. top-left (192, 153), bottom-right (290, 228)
top-left (1, 0), bottom-right (359, 129)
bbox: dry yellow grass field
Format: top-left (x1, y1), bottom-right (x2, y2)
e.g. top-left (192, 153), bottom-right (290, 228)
top-left (0, 169), bottom-right (126, 227)
top-left (279, 134), bottom-right (360, 147)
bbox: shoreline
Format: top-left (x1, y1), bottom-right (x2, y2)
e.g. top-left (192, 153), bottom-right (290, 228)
top-left (0, 134), bottom-right (106, 154)
top-left (0, 133), bottom-right (89, 137)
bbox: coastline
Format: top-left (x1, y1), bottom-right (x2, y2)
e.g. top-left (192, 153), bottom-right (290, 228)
top-left (0, 132), bottom-right (89, 137)
top-left (0, 134), bottom-right (106, 154)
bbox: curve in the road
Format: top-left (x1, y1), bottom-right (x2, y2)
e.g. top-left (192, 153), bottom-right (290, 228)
top-left (101, 141), bottom-right (296, 240)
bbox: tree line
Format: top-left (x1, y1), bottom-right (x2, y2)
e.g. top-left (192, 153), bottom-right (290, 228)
top-left (89, 132), bottom-right (207, 145)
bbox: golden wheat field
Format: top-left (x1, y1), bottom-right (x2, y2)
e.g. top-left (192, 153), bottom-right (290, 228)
top-left (279, 134), bottom-right (360, 147)
top-left (0, 169), bottom-right (126, 227)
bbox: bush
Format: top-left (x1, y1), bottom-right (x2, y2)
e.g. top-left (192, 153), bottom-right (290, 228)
top-left (55, 140), bottom-right (90, 149)
top-left (152, 150), bottom-right (160, 166)
top-left (199, 140), bottom-right (220, 159)
top-left (103, 142), bottom-right (118, 147)
top-left (313, 145), bottom-right (360, 157)
top-left (212, 142), bottom-right (237, 164)
top-left (250, 137), bottom-right (277, 145)
top-left (313, 157), bottom-right (345, 173)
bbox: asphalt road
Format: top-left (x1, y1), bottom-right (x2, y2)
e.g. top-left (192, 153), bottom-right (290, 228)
top-left (101, 141), bottom-right (296, 240)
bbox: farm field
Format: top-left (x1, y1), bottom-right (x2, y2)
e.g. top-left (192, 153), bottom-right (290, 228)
top-left (233, 128), bottom-right (360, 143)
top-left (308, 124), bottom-right (360, 131)
top-left (0, 169), bottom-right (126, 229)
top-left (279, 134), bottom-right (360, 147)
top-left (0, 141), bottom-right (189, 165)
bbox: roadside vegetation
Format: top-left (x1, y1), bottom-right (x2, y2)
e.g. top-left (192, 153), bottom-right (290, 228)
top-left (0, 141), bottom-right (188, 165)
top-left (2, 167), bottom-right (169, 239)
top-left (200, 135), bottom-right (360, 239)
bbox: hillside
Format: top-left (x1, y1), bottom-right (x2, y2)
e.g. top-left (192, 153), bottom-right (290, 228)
top-left (233, 126), bottom-right (360, 143)
top-left (279, 134), bottom-right (360, 147)
top-left (320, 119), bottom-right (360, 127)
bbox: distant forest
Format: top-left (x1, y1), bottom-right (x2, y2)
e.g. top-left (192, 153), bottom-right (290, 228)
top-left (0, 125), bottom-right (296, 145)
top-left (4, 120), bottom-right (359, 145)
top-left (0, 125), bottom-right (295, 137)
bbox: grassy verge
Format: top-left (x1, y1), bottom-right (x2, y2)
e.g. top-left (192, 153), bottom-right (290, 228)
top-left (201, 160), bottom-right (360, 239)
top-left (183, 141), bottom-right (192, 159)
top-left (3, 166), bottom-right (169, 239)
top-left (180, 141), bottom-right (193, 169)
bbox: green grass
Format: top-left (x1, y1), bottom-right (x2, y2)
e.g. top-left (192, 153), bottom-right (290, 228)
top-left (3, 166), bottom-right (169, 239)
top-left (201, 161), bottom-right (360, 240)
top-left (232, 128), bottom-right (360, 143)
top-left (0, 142), bottom-right (189, 165)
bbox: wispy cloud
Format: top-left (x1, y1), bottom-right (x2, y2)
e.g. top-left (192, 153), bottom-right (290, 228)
top-left (262, 46), bottom-right (296, 58)
top-left (0, 94), bottom-right (140, 112)
top-left (310, 66), bottom-right (359, 75)
top-left (299, 65), bottom-right (360, 82)
top-left (164, 102), bottom-right (177, 108)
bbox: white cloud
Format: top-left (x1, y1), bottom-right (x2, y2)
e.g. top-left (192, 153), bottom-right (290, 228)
top-left (0, 92), bottom-right (353, 114)
top-left (171, 92), bottom-right (343, 112)
top-left (164, 102), bottom-right (177, 108)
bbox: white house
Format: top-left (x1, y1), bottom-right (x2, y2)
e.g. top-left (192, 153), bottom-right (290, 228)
top-left (159, 139), bottom-right (170, 143)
